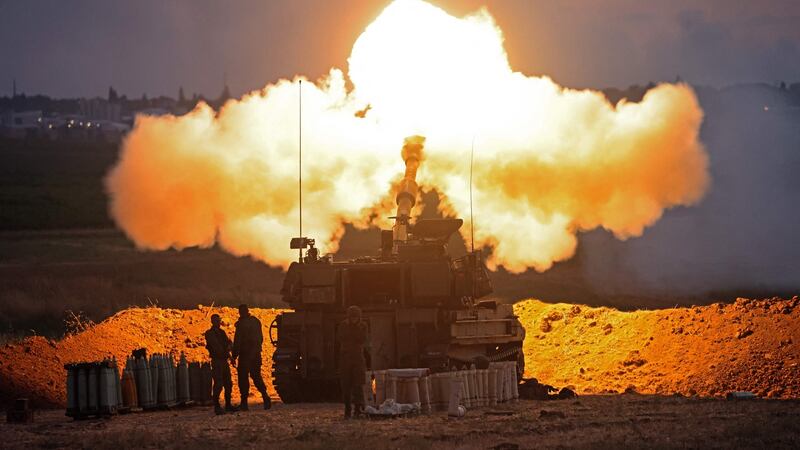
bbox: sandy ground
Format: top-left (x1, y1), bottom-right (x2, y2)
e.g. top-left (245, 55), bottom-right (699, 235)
top-left (520, 296), bottom-right (800, 397)
top-left (2, 396), bottom-right (800, 449)
top-left (1, 296), bottom-right (798, 408)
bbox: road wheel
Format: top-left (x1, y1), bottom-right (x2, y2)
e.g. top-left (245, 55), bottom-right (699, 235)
top-left (273, 372), bottom-right (304, 403)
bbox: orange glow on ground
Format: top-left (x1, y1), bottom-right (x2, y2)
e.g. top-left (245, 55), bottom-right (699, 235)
top-left (2, 297), bottom-right (798, 407)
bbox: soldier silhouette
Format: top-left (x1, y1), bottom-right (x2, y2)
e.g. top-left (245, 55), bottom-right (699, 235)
top-left (204, 314), bottom-right (238, 414)
top-left (232, 304), bottom-right (271, 410)
top-left (338, 305), bottom-right (369, 419)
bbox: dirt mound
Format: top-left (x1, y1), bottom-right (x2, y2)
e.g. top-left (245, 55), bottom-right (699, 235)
top-left (0, 305), bottom-right (280, 407)
top-left (1, 297), bottom-right (798, 407)
top-left (516, 296), bottom-right (800, 398)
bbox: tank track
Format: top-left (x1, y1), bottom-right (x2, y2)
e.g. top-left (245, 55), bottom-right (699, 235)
top-left (486, 344), bottom-right (523, 363)
top-left (273, 370), bottom-right (341, 403)
top-left (273, 344), bottom-right (524, 402)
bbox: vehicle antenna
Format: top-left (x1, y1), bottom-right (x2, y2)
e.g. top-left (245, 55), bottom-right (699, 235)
top-left (298, 80), bottom-right (303, 263)
top-left (470, 136), bottom-right (475, 254)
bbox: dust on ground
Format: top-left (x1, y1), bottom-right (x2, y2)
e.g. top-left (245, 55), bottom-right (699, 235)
top-left (2, 396), bottom-right (800, 449)
top-left (1, 297), bottom-right (799, 408)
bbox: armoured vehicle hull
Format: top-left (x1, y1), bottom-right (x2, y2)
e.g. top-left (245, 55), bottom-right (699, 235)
top-left (271, 256), bottom-right (526, 402)
top-left (271, 136), bottom-right (526, 403)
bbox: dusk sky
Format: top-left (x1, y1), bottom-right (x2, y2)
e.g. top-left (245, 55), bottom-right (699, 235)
top-left (1, 0), bottom-right (799, 99)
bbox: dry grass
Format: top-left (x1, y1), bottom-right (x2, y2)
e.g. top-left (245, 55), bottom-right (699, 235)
top-left (4, 397), bottom-right (800, 449)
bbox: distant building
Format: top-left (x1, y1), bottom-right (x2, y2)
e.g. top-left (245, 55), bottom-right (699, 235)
top-left (0, 109), bottom-right (42, 127)
top-left (0, 79), bottom-right (242, 143)
top-left (79, 98), bottom-right (122, 122)
top-left (0, 110), bottom-right (42, 138)
top-left (60, 114), bottom-right (130, 142)
top-left (134, 107), bottom-right (171, 117)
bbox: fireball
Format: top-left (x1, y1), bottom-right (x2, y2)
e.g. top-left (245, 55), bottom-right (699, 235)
top-left (106, 0), bottom-right (709, 272)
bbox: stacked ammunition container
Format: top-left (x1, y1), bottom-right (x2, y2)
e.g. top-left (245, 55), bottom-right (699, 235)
top-left (127, 352), bottom-right (188, 409)
top-left (64, 359), bottom-right (125, 419)
top-left (132, 354), bottom-right (155, 409)
top-left (176, 352), bottom-right (191, 404)
top-left (188, 361), bottom-right (213, 405)
top-left (120, 359), bottom-right (139, 410)
top-left (68, 350), bottom-right (202, 419)
top-left (152, 353), bottom-right (178, 407)
top-left (371, 368), bottom-right (431, 412)
top-left (366, 361), bottom-right (519, 415)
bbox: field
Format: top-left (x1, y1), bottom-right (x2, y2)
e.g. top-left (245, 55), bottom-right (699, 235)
top-left (3, 396), bottom-right (799, 449)
top-left (0, 229), bottom-right (286, 336)
top-left (0, 138), bottom-right (116, 231)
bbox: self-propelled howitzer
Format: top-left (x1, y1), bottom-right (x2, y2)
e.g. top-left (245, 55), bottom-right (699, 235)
top-left (270, 136), bottom-right (526, 402)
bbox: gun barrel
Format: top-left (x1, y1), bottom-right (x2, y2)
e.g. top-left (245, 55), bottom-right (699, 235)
top-left (393, 136), bottom-right (425, 245)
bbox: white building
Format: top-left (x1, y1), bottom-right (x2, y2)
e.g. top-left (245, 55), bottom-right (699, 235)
top-left (79, 98), bottom-right (122, 122)
top-left (0, 110), bottom-right (43, 138)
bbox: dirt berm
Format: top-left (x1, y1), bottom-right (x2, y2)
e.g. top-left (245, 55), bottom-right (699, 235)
top-left (1, 297), bottom-right (798, 407)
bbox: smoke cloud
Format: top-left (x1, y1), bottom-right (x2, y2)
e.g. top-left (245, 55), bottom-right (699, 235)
top-left (106, 0), bottom-right (710, 272)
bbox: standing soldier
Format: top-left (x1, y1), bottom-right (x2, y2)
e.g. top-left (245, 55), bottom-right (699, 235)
top-left (204, 314), bottom-right (238, 415)
top-left (232, 304), bottom-right (272, 411)
top-left (338, 305), bottom-right (368, 419)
